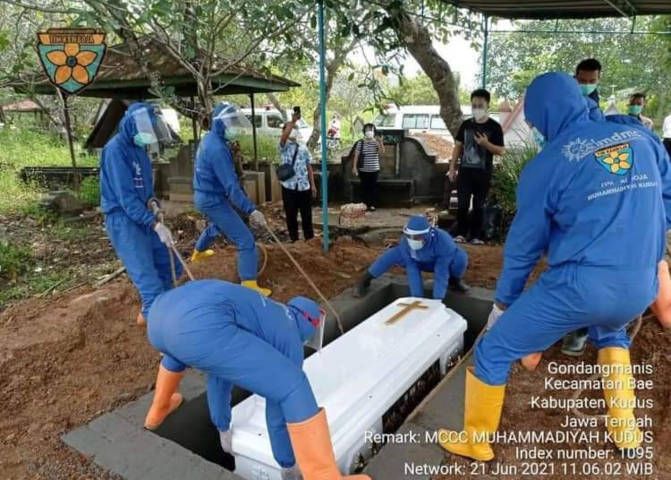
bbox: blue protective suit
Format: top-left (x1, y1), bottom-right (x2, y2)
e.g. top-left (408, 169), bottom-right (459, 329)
top-left (586, 96), bottom-right (605, 122)
top-left (147, 280), bottom-right (318, 468)
top-left (475, 73), bottom-right (671, 385)
top-left (100, 103), bottom-right (182, 317)
top-left (368, 227), bottom-right (468, 299)
top-left (193, 104), bottom-right (258, 280)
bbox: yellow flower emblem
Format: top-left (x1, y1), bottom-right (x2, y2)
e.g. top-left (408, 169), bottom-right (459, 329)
top-left (602, 150), bottom-right (631, 174)
top-left (46, 43), bottom-right (98, 85)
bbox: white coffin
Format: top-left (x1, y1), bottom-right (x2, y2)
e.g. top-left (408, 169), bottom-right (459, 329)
top-left (231, 297), bottom-right (467, 480)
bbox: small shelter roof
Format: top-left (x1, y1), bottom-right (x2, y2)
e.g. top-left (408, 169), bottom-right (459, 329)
top-left (23, 37), bottom-right (299, 99)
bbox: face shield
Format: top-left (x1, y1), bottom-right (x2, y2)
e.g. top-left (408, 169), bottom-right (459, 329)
top-left (405, 232), bottom-right (427, 251)
top-left (213, 104), bottom-right (252, 141)
top-left (304, 307), bottom-right (326, 352)
top-left (131, 106), bottom-right (173, 151)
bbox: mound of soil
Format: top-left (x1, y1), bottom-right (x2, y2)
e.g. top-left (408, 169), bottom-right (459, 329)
top-left (0, 236), bottom-right (398, 479)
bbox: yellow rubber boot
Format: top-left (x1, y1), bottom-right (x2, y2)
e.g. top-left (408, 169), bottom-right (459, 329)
top-left (144, 365), bottom-right (184, 430)
top-left (241, 280), bottom-right (272, 297)
top-left (438, 367), bottom-right (505, 462)
top-left (287, 408), bottom-right (371, 480)
top-left (190, 249), bottom-right (215, 262)
top-left (598, 347), bottom-right (643, 451)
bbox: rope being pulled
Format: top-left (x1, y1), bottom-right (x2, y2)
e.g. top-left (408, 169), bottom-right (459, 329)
top-left (263, 225), bottom-right (345, 336)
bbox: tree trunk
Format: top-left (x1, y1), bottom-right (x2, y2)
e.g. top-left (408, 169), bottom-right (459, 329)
top-left (387, 7), bottom-right (463, 136)
top-left (306, 39), bottom-right (356, 151)
top-left (266, 93), bottom-right (287, 121)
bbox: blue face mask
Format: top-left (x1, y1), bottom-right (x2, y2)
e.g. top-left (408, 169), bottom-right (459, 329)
top-left (225, 126), bottom-right (240, 141)
top-left (628, 105), bottom-right (643, 115)
top-left (579, 83), bottom-right (598, 96)
top-left (531, 127), bottom-right (545, 150)
top-left (134, 132), bottom-right (157, 147)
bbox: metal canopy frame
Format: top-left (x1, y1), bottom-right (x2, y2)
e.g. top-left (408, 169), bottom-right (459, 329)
top-left (441, 1), bottom-right (671, 20)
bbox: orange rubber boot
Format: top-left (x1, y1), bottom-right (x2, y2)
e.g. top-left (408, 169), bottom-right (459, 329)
top-left (287, 408), bottom-right (371, 479)
top-left (651, 260), bottom-right (671, 328)
top-left (136, 311), bottom-right (146, 326)
top-left (144, 365), bottom-right (184, 430)
top-left (521, 352), bottom-right (542, 371)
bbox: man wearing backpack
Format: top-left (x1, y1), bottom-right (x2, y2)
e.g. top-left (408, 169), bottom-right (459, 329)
top-left (352, 123), bottom-right (384, 211)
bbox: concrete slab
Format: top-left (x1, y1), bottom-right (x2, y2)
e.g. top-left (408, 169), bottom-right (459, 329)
top-left (313, 206), bottom-right (432, 230)
top-left (63, 411), bottom-right (235, 480)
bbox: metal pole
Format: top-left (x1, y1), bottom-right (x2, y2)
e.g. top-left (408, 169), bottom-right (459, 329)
top-left (481, 14), bottom-right (489, 89)
top-left (58, 89), bottom-right (79, 191)
top-left (250, 93), bottom-right (259, 170)
top-left (318, 0), bottom-right (329, 252)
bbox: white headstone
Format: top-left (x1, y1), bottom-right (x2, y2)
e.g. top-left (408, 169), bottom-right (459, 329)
top-left (231, 297), bottom-right (467, 480)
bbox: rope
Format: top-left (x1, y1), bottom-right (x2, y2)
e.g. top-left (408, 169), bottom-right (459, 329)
top-left (569, 315), bottom-right (643, 420)
top-left (263, 224), bottom-right (345, 335)
top-left (150, 200), bottom-right (194, 284)
top-left (257, 242), bottom-right (269, 276)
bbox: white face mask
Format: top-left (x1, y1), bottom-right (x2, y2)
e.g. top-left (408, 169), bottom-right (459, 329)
top-left (407, 239), bottom-right (424, 250)
top-left (472, 108), bottom-right (488, 121)
top-left (365, 130), bottom-right (374, 139)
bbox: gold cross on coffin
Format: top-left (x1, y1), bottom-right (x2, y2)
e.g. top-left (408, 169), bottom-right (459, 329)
top-left (385, 300), bottom-right (429, 325)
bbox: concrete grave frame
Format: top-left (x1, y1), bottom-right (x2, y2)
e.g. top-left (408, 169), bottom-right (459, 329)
top-left (63, 275), bottom-right (492, 480)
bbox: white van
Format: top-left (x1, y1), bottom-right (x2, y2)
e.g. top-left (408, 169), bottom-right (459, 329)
top-left (241, 107), bottom-right (313, 140)
top-left (373, 105), bottom-right (472, 140)
top-left (374, 104), bottom-right (531, 148)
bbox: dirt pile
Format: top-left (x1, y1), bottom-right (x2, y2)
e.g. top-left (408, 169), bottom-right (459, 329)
top-left (412, 133), bottom-right (454, 161)
top-left (0, 236), bottom-right (382, 479)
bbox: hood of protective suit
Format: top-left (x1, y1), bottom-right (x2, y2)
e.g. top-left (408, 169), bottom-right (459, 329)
top-left (524, 72), bottom-right (589, 142)
top-left (119, 102), bottom-right (155, 143)
top-left (287, 296), bottom-right (320, 342)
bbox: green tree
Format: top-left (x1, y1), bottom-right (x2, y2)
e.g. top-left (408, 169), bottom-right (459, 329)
top-left (487, 16), bottom-right (671, 123)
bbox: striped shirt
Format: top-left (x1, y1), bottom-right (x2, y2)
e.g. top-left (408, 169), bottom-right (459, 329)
top-left (356, 139), bottom-right (381, 172)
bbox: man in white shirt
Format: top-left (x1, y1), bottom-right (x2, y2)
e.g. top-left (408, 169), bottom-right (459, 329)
top-left (663, 113), bottom-right (671, 157)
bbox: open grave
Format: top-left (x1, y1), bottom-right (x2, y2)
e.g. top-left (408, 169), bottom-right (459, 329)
top-left (62, 275), bottom-right (492, 480)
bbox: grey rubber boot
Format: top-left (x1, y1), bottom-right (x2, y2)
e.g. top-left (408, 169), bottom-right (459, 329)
top-left (561, 328), bottom-right (589, 356)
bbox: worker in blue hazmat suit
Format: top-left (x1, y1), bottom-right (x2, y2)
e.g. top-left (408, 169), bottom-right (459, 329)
top-left (143, 280), bottom-right (370, 480)
top-left (190, 102), bottom-right (271, 296)
top-left (100, 102), bottom-right (183, 325)
top-left (561, 103), bottom-right (671, 356)
top-left (355, 215), bottom-right (469, 299)
top-left (439, 72), bottom-right (671, 462)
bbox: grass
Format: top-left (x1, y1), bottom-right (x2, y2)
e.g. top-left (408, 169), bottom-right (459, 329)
top-left (237, 134), bottom-right (281, 164)
top-left (0, 125), bottom-right (98, 214)
top-left (0, 269), bottom-right (75, 308)
top-left (0, 241), bottom-right (32, 282)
